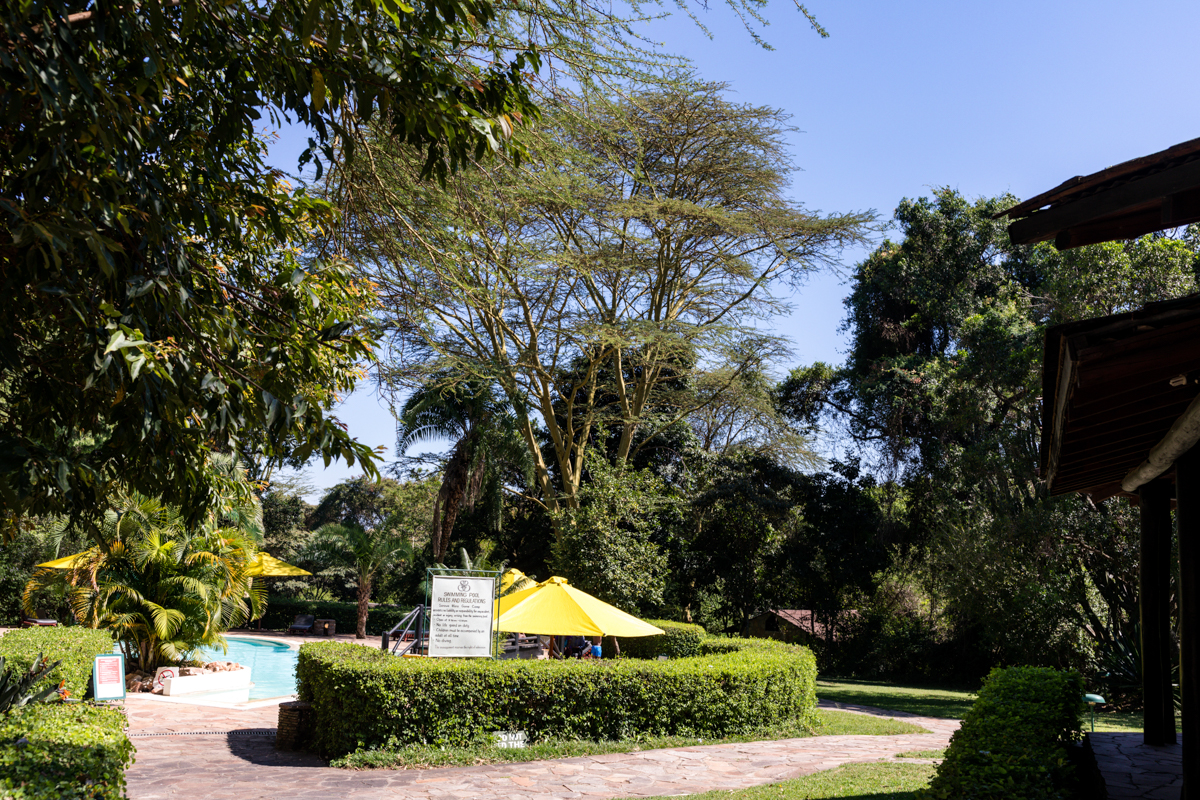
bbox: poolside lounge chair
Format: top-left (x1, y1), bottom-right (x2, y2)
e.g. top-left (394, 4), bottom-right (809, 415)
top-left (288, 614), bottom-right (316, 635)
top-left (20, 612), bottom-right (58, 627)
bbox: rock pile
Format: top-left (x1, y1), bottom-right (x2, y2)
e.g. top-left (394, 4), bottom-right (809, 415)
top-left (124, 661), bottom-right (244, 693)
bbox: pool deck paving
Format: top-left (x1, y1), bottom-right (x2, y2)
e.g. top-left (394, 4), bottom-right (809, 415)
top-left (124, 697), bottom-right (957, 800)
top-left (1089, 732), bottom-right (1184, 800)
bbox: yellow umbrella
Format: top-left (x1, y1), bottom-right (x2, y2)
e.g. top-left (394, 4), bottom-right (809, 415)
top-left (246, 553), bottom-right (311, 577)
top-left (36, 551), bottom-right (91, 569)
top-left (40, 549), bottom-right (310, 577)
top-left (500, 567), bottom-right (538, 595)
top-left (496, 576), bottom-right (664, 637)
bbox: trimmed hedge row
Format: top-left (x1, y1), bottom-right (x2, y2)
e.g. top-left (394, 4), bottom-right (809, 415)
top-left (0, 703), bottom-right (133, 800)
top-left (922, 666), bottom-right (1085, 800)
top-left (297, 639), bottom-right (818, 757)
top-left (619, 620), bottom-right (706, 659)
top-left (0, 627), bottom-right (115, 697)
top-left (257, 596), bottom-right (413, 636)
top-left (696, 635), bottom-right (799, 656)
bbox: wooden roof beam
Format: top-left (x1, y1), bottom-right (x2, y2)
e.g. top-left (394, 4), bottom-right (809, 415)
top-left (1008, 158), bottom-right (1200, 246)
top-left (1123, 392), bottom-right (1200, 492)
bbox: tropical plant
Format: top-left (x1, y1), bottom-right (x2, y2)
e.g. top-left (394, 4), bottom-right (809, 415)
top-left (23, 493), bottom-right (265, 671)
top-left (0, 654), bottom-right (62, 713)
top-left (307, 523), bottom-right (414, 639)
top-left (396, 376), bottom-right (533, 563)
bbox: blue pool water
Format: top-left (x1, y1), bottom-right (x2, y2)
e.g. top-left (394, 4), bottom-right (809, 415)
top-left (197, 637), bottom-right (298, 700)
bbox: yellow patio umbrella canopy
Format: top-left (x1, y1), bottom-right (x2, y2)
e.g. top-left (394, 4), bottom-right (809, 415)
top-left (38, 550), bottom-right (309, 577)
top-left (35, 552), bottom-right (90, 569)
top-left (500, 567), bottom-right (538, 595)
top-left (496, 576), bottom-right (664, 638)
top-left (246, 553), bottom-right (311, 577)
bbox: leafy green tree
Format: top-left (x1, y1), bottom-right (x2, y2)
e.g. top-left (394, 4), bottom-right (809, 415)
top-left (551, 453), bottom-right (680, 612)
top-left (0, 0), bottom-right (548, 534)
top-left (780, 189), bottom-right (1199, 670)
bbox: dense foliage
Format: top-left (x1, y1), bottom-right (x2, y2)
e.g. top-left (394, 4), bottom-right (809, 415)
top-left (922, 666), bottom-right (1085, 800)
top-left (23, 492), bottom-right (263, 670)
top-left (781, 190), bottom-right (1200, 679)
top-left (0, 627), bottom-right (115, 698)
top-left (0, 0), bottom-right (561, 536)
top-left (258, 596), bottom-right (413, 636)
top-left (0, 703), bottom-right (133, 800)
top-left (296, 638), bottom-right (817, 756)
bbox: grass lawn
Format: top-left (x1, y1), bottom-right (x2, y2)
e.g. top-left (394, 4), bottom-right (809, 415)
top-left (635, 762), bottom-right (937, 799)
top-left (894, 749), bottom-right (944, 759)
top-left (333, 709), bottom-right (929, 770)
top-left (816, 679), bottom-right (976, 719)
top-left (1088, 708), bottom-right (1182, 733)
top-left (818, 677), bottom-right (1174, 735)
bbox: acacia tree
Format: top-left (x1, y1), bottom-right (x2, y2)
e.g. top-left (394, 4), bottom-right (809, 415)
top-left (329, 81), bottom-right (872, 523)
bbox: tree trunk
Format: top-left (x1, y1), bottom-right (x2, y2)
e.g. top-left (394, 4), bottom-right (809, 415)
top-left (433, 433), bottom-right (476, 563)
top-left (357, 575), bottom-right (371, 639)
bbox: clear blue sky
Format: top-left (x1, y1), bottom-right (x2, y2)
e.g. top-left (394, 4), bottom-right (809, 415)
top-left (271, 0), bottom-right (1200, 497)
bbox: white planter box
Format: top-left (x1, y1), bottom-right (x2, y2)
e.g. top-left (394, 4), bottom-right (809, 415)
top-left (162, 668), bottom-right (252, 696)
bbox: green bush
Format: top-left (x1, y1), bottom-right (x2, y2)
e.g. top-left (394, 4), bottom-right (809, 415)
top-left (619, 620), bottom-right (706, 659)
top-left (0, 703), bottom-right (133, 800)
top-left (297, 639), bottom-right (818, 757)
top-left (257, 595), bottom-right (413, 636)
top-left (696, 635), bottom-right (798, 656)
top-left (921, 666), bottom-right (1085, 800)
top-left (0, 627), bottom-right (115, 697)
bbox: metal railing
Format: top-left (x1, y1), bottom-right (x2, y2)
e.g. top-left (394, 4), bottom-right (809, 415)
top-left (381, 604), bottom-right (426, 656)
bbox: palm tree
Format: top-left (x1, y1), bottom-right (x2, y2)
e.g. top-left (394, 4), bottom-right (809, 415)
top-left (307, 522), bottom-right (413, 638)
top-left (24, 491), bottom-right (264, 670)
top-left (397, 377), bottom-right (532, 563)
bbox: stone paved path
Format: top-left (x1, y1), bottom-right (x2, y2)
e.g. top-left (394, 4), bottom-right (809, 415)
top-left (1090, 732), bottom-right (1183, 800)
top-left (124, 697), bottom-right (957, 800)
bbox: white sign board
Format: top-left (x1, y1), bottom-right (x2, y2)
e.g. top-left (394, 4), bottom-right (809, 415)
top-left (428, 575), bottom-right (496, 657)
top-left (92, 654), bottom-right (126, 701)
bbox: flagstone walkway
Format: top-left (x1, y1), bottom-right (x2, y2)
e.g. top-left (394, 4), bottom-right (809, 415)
top-left (123, 697), bottom-right (957, 800)
top-left (1089, 732), bottom-right (1184, 800)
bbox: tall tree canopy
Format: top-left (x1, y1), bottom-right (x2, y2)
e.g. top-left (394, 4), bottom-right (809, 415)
top-left (780, 189), bottom-right (1200, 667)
top-left (330, 80), bottom-right (872, 521)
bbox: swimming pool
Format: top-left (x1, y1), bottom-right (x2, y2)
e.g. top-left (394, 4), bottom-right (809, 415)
top-left (197, 637), bottom-right (298, 700)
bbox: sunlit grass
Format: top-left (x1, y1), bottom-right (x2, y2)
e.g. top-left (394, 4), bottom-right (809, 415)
top-left (635, 762), bottom-right (937, 799)
top-left (333, 709), bottom-right (928, 770)
top-left (817, 679), bottom-right (976, 720)
top-left (894, 749), bottom-right (944, 759)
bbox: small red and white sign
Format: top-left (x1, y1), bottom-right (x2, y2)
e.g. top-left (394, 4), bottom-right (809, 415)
top-left (92, 654), bottom-right (126, 701)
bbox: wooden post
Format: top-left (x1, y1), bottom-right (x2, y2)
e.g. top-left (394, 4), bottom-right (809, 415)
top-left (1140, 479), bottom-right (1177, 745)
top-left (1177, 447), bottom-right (1199, 800)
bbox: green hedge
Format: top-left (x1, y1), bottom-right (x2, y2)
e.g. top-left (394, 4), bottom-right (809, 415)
top-left (0, 703), bottom-right (133, 800)
top-left (922, 666), bottom-right (1085, 800)
top-left (257, 596), bottom-right (413, 636)
top-left (0, 627), bottom-right (115, 697)
top-left (697, 635), bottom-right (799, 656)
top-left (297, 639), bottom-right (818, 757)
top-left (619, 620), bottom-right (706, 659)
